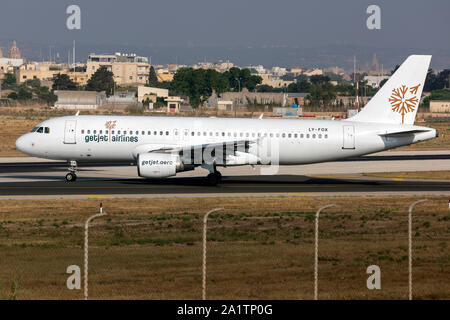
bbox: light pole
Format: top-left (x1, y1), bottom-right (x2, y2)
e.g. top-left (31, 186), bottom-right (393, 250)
top-left (314, 204), bottom-right (335, 300)
top-left (408, 199), bottom-right (428, 301)
top-left (202, 207), bottom-right (224, 300)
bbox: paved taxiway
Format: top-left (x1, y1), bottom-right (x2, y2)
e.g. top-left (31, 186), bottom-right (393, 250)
top-left (0, 150), bottom-right (449, 198)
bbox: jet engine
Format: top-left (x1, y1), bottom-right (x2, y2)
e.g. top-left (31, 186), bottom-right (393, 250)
top-left (137, 153), bottom-right (193, 178)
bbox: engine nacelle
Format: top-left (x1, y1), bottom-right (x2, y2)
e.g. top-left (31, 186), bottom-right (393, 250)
top-left (137, 153), bottom-right (191, 178)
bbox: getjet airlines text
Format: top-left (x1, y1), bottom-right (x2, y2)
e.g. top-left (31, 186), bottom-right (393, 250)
top-left (84, 134), bottom-right (139, 143)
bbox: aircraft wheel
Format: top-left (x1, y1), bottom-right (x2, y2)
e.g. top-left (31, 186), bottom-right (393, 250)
top-left (206, 173), bottom-right (219, 186)
top-left (215, 171), bottom-right (222, 183)
top-left (65, 172), bottom-right (77, 182)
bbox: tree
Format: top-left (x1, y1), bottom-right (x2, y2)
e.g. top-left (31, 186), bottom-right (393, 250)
top-left (17, 86), bottom-right (32, 100)
top-left (86, 66), bottom-right (115, 96)
top-left (37, 86), bottom-right (57, 105)
top-left (309, 75), bottom-right (330, 86)
top-left (223, 67), bottom-right (262, 92)
top-left (148, 66), bottom-right (159, 87)
top-left (2, 72), bottom-right (16, 88)
top-left (52, 73), bottom-right (78, 91)
top-left (170, 68), bottom-right (230, 107)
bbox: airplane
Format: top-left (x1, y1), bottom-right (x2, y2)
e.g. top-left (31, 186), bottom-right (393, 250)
top-left (15, 55), bottom-right (437, 185)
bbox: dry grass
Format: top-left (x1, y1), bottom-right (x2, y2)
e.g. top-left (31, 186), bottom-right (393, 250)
top-left (365, 171), bottom-right (450, 180)
top-left (0, 196), bottom-right (448, 300)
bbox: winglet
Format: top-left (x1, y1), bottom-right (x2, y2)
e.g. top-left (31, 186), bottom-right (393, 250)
top-left (75, 111), bottom-right (80, 116)
top-left (259, 113), bottom-right (263, 119)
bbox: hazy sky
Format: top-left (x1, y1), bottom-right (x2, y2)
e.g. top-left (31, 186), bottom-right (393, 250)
top-left (1, 0), bottom-right (449, 49)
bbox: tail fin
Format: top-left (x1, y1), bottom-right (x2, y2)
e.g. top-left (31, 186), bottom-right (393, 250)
top-left (350, 55), bottom-right (431, 125)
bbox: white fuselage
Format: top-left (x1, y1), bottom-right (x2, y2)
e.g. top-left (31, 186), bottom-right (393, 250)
top-left (15, 115), bottom-right (437, 166)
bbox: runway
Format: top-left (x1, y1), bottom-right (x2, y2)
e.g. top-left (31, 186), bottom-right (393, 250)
top-left (0, 174), bottom-right (450, 198)
top-left (0, 150), bottom-right (449, 198)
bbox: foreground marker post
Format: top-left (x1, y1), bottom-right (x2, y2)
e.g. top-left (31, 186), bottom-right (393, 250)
top-left (314, 204), bottom-right (335, 300)
top-left (84, 203), bottom-right (106, 300)
top-left (202, 207), bottom-right (224, 300)
top-left (408, 199), bottom-right (427, 301)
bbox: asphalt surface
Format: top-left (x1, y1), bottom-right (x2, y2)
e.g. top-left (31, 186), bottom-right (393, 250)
top-left (0, 175), bottom-right (449, 196)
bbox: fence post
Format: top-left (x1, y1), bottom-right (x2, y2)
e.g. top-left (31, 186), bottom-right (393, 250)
top-left (84, 203), bottom-right (106, 300)
top-left (314, 204), bottom-right (335, 300)
top-left (408, 199), bottom-right (427, 301)
top-left (202, 207), bottom-right (224, 300)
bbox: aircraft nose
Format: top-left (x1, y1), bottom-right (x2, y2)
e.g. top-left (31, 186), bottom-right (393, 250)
top-left (15, 134), bottom-right (30, 154)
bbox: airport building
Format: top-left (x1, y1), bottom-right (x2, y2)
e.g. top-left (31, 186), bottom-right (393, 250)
top-left (430, 100), bottom-right (450, 113)
top-left (54, 90), bottom-right (106, 109)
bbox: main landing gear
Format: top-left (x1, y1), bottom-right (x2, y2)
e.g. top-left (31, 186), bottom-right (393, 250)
top-left (65, 160), bottom-right (78, 182)
top-left (206, 170), bottom-right (222, 186)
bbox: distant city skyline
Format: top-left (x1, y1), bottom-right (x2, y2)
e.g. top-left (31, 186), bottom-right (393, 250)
top-left (1, 0), bottom-right (449, 69)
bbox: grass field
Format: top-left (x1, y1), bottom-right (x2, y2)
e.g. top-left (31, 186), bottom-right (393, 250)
top-left (0, 111), bottom-right (449, 157)
top-left (0, 196), bottom-right (448, 300)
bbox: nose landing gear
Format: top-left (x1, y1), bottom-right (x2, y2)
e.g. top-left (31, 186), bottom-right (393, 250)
top-left (65, 160), bottom-right (78, 182)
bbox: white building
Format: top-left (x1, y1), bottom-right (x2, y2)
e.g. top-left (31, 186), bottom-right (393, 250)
top-left (364, 75), bottom-right (390, 88)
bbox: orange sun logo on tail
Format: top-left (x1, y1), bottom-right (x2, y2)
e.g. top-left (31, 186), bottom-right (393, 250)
top-left (389, 84), bottom-right (420, 124)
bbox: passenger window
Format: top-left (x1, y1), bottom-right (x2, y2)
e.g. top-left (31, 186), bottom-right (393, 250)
top-left (87, 130), bottom-right (91, 134)
top-left (112, 130), bottom-right (115, 135)
top-left (45, 127), bottom-right (50, 134)
top-left (276, 133), bottom-right (280, 138)
top-left (105, 130), bottom-right (108, 134)
top-left (154, 131), bottom-right (157, 135)
top-left (81, 130), bottom-right (85, 134)
top-left (148, 131), bottom-right (151, 135)
top-left (282, 133), bottom-right (286, 138)
top-left (313, 134), bottom-right (316, 138)
top-left (166, 131), bottom-right (169, 135)
top-left (203, 132), bottom-right (207, 136)
top-left (99, 130), bottom-right (102, 134)
top-left (234, 132), bottom-right (237, 137)
top-left (94, 130), bottom-right (97, 134)
top-left (270, 133), bottom-right (273, 138)
top-left (306, 134), bottom-right (310, 138)
top-left (300, 134), bottom-right (304, 138)
top-left (191, 132), bottom-right (194, 136)
top-left (118, 130), bottom-right (121, 134)
top-left (215, 132), bottom-right (219, 136)
top-left (142, 131), bottom-right (145, 135)
top-left (288, 134), bottom-right (291, 138)
top-left (319, 134), bottom-right (322, 139)
top-left (258, 133), bottom-right (261, 137)
top-left (222, 132), bottom-right (225, 136)
top-left (294, 134), bottom-right (297, 138)
top-left (160, 131), bottom-right (163, 135)
top-left (325, 134), bottom-right (328, 139)
top-left (124, 131), bottom-right (127, 134)
top-left (197, 132), bottom-right (201, 136)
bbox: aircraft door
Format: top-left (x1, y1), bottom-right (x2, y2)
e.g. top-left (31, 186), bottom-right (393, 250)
top-left (342, 125), bottom-right (355, 149)
top-left (64, 120), bottom-right (77, 144)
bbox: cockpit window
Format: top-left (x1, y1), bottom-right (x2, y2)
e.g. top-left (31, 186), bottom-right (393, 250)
top-left (44, 127), bottom-right (50, 134)
top-left (37, 127), bottom-right (43, 133)
top-left (31, 127), bottom-right (39, 132)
